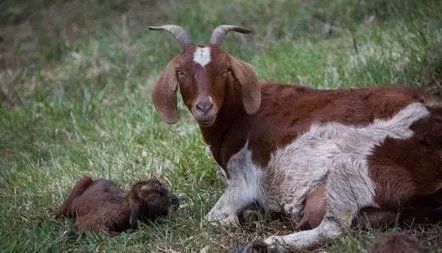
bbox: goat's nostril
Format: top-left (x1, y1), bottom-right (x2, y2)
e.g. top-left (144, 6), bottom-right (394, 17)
top-left (196, 101), bottom-right (213, 114)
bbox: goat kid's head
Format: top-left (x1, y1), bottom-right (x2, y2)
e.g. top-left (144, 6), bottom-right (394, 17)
top-left (150, 25), bottom-right (261, 127)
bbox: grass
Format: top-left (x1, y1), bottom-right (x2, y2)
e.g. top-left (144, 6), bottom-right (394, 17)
top-left (1, 0), bottom-right (442, 252)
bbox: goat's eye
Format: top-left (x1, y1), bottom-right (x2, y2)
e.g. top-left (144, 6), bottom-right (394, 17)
top-left (176, 69), bottom-right (184, 76)
top-left (221, 68), bottom-right (231, 75)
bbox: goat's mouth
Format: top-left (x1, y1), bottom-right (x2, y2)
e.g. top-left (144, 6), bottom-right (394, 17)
top-left (195, 115), bottom-right (217, 127)
top-left (192, 106), bottom-right (218, 127)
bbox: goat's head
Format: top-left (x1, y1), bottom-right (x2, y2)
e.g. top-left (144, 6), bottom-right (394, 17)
top-left (150, 25), bottom-right (261, 127)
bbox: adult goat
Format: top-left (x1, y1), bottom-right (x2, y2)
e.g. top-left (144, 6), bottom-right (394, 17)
top-left (150, 24), bottom-right (442, 251)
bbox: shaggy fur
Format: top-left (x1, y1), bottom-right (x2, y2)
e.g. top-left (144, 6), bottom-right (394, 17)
top-left (54, 176), bottom-right (177, 234)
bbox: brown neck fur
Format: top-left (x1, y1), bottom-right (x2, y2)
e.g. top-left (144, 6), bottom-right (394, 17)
top-left (200, 77), bottom-right (249, 172)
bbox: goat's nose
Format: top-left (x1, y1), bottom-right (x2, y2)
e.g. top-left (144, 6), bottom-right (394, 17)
top-left (196, 101), bottom-right (213, 114)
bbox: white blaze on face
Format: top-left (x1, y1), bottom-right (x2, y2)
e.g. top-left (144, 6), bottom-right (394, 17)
top-left (193, 47), bottom-right (211, 67)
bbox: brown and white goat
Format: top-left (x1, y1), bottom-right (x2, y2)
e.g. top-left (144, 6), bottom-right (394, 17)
top-left (150, 24), bottom-right (442, 251)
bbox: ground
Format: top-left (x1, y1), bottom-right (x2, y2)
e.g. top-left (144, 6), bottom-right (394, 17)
top-left (0, 0), bottom-right (441, 252)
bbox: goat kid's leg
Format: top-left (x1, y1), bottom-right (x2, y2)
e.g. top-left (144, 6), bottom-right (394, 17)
top-left (54, 176), bottom-right (94, 218)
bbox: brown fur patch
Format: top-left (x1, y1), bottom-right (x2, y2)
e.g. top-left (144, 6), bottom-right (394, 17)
top-left (54, 176), bottom-right (174, 234)
top-left (368, 108), bottom-right (442, 210)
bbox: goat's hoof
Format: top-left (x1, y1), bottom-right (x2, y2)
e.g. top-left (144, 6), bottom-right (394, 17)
top-left (206, 211), bottom-right (239, 227)
top-left (199, 245), bottom-right (210, 253)
top-left (263, 236), bottom-right (290, 252)
top-left (239, 209), bottom-right (261, 226)
top-left (126, 228), bottom-right (136, 233)
top-left (234, 240), bottom-right (280, 253)
top-left (205, 212), bottom-right (224, 224)
top-left (171, 194), bottom-right (180, 211)
top-left (62, 230), bottom-right (78, 240)
top-left (211, 215), bottom-right (240, 227)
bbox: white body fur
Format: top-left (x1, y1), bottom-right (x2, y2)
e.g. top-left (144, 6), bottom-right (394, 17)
top-left (193, 47), bottom-right (211, 67)
top-left (206, 102), bottom-right (430, 250)
top-left (207, 142), bottom-right (263, 225)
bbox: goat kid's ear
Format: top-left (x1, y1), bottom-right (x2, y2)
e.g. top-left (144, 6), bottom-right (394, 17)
top-left (230, 57), bottom-right (261, 114)
top-left (139, 184), bottom-right (152, 197)
top-left (152, 59), bottom-right (179, 123)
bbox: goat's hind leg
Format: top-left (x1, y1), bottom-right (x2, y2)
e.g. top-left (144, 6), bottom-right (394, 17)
top-left (263, 218), bottom-right (342, 252)
top-left (54, 176), bottom-right (94, 218)
top-left (264, 159), bottom-right (376, 250)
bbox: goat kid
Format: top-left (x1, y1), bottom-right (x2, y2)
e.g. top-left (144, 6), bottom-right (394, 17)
top-left (54, 175), bottom-right (178, 234)
top-left (150, 24), bottom-right (442, 251)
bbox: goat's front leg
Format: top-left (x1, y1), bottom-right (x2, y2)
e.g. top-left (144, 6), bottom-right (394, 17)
top-left (206, 181), bottom-right (257, 226)
top-left (207, 143), bottom-right (263, 226)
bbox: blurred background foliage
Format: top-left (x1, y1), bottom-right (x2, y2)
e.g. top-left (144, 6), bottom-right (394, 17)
top-left (1, 1), bottom-right (442, 252)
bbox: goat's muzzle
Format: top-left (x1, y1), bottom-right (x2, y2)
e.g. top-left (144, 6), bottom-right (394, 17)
top-left (196, 101), bottom-right (214, 115)
top-left (193, 100), bottom-right (217, 127)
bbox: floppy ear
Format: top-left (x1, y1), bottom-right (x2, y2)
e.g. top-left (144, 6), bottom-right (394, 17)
top-left (139, 184), bottom-right (152, 198)
top-left (152, 59), bottom-right (179, 123)
top-left (230, 56), bottom-right (261, 114)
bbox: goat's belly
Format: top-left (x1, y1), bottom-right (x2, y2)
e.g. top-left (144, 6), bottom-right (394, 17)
top-left (263, 141), bottom-right (334, 216)
top-left (264, 172), bottom-right (327, 216)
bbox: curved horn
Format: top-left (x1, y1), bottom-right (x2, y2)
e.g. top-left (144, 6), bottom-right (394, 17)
top-left (149, 25), bottom-right (192, 48)
top-left (210, 25), bottom-right (252, 45)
